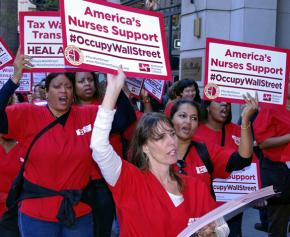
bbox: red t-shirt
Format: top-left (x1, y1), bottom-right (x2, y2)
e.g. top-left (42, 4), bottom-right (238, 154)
top-left (194, 123), bottom-right (241, 149)
top-left (0, 143), bottom-right (24, 193)
top-left (110, 160), bottom-right (216, 237)
top-left (0, 142), bottom-right (25, 217)
top-left (281, 143), bottom-right (290, 162)
top-left (195, 122), bottom-right (260, 164)
top-left (78, 102), bottom-right (123, 179)
top-left (6, 103), bottom-right (98, 221)
top-left (193, 122), bottom-right (261, 199)
top-left (253, 107), bottom-right (290, 162)
top-left (122, 111), bottom-right (143, 141)
top-left (164, 100), bottom-right (175, 117)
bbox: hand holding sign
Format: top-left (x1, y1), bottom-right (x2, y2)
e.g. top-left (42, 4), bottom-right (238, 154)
top-left (103, 65), bottom-right (126, 110)
top-left (196, 222), bottom-right (216, 237)
top-left (241, 92), bottom-right (259, 123)
top-left (12, 49), bottom-right (33, 84)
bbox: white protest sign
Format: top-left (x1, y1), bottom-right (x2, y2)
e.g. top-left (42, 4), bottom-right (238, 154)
top-left (204, 38), bottom-right (289, 107)
top-left (0, 37), bottom-right (14, 70)
top-left (143, 78), bottom-right (165, 102)
top-left (213, 163), bottom-right (260, 202)
top-left (0, 66), bottom-right (32, 92)
top-left (60, 0), bottom-right (172, 80)
top-left (125, 77), bottom-right (143, 97)
top-left (19, 11), bottom-right (76, 72)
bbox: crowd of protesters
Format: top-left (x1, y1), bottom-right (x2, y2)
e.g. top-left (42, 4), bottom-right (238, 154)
top-left (0, 49), bottom-right (289, 237)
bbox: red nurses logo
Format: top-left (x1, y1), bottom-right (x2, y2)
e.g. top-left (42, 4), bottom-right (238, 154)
top-left (263, 93), bottom-right (272, 101)
top-left (204, 83), bottom-right (219, 99)
top-left (64, 45), bottom-right (84, 66)
top-left (139, 63), bottom-right (150, 72)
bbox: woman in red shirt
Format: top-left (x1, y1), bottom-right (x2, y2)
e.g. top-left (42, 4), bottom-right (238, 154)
top-left (91, 68), bottom-right (228, 237)
top-left (164, 79), bottom-right (201, 117)
top-left (170, 98), bottom-right (257, 188)
top-left (194, 100), bottom-right (260, 237)
top-left (0, 53), bottom-right (134, 237)
top-left (169, 98), bottom-right (257, 236)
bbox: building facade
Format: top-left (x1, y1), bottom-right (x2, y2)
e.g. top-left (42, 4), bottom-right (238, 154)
top-left (0, 0), bottom-right (18, 54)
top-left (180, 0), bottom-right (290, 120)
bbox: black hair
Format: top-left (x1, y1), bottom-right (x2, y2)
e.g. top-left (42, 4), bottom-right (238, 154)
top-left (15, 93), bottom-right (25, 103)
top-left (45, 73), bottom-right (75, 91)
top-left (73, 72), bottom-right (102, 103)
top-left (176, 79), bottom-right (201, 103)
top-left (170, 99), bottom-right (201, 121)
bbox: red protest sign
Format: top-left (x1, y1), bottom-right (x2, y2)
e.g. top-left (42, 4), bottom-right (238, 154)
top-left (19, 11), bottom-right (77, 72)
top-left (204, 38), bottom-right (289, 107)
top-left (0, 37), bottom-right (14, 70)
top-left (60, 0), bottom-right (172, 80)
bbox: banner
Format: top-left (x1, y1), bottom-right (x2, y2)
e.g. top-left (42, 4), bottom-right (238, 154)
top-left (19, 11), bottom-right (76, 72)
top-left (143, 78), bottom-right (165, 102)
top-left (60, 0), bottom-right (172, 80)
top-left (0, 65), bottom-right (32, 92)
top-left (204, 38), bottom-right (289, 107)
top-left (0, 37), bottom-right (14, 70)
top-left (125, 77), bottom-right (143, 97)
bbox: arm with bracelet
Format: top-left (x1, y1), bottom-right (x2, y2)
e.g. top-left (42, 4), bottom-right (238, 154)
top-left (238, 93), bottom-right (259, 159)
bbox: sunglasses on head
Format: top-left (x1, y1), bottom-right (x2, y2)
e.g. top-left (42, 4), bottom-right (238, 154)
top-left (176, 160), bottom-right (186, 175)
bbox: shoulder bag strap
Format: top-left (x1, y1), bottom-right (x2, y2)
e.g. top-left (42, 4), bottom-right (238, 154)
top-left (20, 110), bottom-right (69, 172)
top-left (191, 140), bottom-right (216, 200)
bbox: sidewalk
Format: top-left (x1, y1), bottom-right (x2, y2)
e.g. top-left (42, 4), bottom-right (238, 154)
top-left (242, 207), bottom-right (290, 237)
top-left (242, 208), bottom-right (267, 237)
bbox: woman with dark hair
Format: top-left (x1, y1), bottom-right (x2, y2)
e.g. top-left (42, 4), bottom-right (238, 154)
top-left (196, 101), bottom-right (234, 147)
top-left (164, 79), bottom-right (201, 117)
top-left (73, 71), bottom-right (135, 237)
top-left (195, 100), bottom-right (256, 237)
top-left (170, 98), bottom-right (257, 186)
top-left (170, 98), bottom-right (258, 237)
top-left (170, 99), bottom-right (252, 189)
top-left (176, 79), bottom-right (201, 103)
top-left (74, 72), bottom-right (102, 105)
top-left (0, 52), bottom-right (134, 237)
top-left (90, 70), bottom-right (225, 237)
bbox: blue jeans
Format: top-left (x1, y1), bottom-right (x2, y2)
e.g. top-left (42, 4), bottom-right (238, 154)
top-left (18, 212), bottom-right (93, 237)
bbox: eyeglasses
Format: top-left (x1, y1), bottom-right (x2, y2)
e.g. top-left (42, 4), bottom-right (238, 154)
top-left (176, 160), bottom-right (186, 175)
